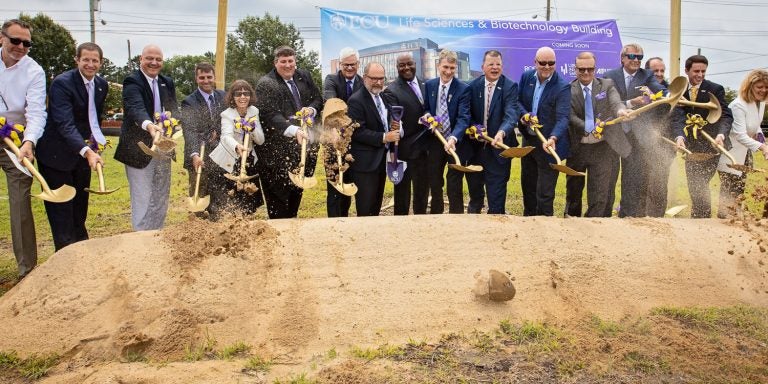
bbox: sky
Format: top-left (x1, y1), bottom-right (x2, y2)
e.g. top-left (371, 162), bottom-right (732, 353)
top-left (2, 0), bottom-right (766, 90)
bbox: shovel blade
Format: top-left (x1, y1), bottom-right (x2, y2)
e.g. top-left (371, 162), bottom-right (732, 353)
top-left (684, 152), bottom-right (718, 162)
top-left (386, 161), bottom-right (405, 185)
top-left (137, 142), bottom-right (171, 160)
top-left (85, 186), bottom-right (120, 195)
top-left (664, 205), bottom-right (687, 217)
top-left (499, 146), bottom-right (534, 158)
top-left (187, 195), bottom-right (211, 212)
top-left (35, 184), bottom-right (76, 203)
top-left (448, 163), bottom-right (483, 173)
top-left (332, 182), bottom-right (358, 196)
top-left (550, 163), bottom-right (585, 176)
top-left (727, 163), bottom-right (765, 173)
top-left (289, 172), bottom-right (318, 189)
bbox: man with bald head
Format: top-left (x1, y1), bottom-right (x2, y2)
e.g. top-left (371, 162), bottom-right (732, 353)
top-left (114, 44), bottom-right (178, 230)
top-left (518, 46), bottom-right (571, 216)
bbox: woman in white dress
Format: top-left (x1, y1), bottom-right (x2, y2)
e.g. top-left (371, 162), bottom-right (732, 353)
top-left (717, 69), bottom-right (768, 217)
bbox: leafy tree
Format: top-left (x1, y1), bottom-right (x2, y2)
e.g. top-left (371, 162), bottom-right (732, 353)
top-left (162, 53), bottom-right (214, 100)
top-left (19, 13), bottom-right (76, 88)
top-left (226, 12), bottom-right (320, 89)
top-left (723, 87), bottom-right (737, 106)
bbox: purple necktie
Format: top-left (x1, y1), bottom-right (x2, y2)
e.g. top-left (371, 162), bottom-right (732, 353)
top-left (408, 80), bottom-right (423, 104)
top-left (287, 79), bottom-right (301, 109)
top-left (346, 80), bottom-right (353, 98)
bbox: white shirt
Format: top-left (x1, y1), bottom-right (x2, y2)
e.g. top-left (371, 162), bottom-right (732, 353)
top-left (0, 48), bottom-right (47, 145)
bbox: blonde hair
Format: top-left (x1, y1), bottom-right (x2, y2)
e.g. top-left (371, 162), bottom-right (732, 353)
top-left (739, 69), bottom-right (768, 103)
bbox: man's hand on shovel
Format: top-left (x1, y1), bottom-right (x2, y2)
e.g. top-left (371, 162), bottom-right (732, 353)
top-left (84, 149), bottom-right (103, 170)
top-left (18, 141), bottom-right (34, 162)
top-left (491, 130), bottom-right (505, 148)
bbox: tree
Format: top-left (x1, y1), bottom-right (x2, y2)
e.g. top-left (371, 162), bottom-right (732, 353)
top-left (226, 13), bottom-right (320, 89)
top-left (19, 13), bottom-right (76, 88)
top-left (162, 53), bottom-right (214, 100)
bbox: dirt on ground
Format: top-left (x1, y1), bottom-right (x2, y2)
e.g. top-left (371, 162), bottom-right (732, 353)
top-left (0, 214), bottom-right (766, 383)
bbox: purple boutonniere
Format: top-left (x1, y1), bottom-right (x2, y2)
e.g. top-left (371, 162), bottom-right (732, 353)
top-left (595, 91), bottom-right (607, 100)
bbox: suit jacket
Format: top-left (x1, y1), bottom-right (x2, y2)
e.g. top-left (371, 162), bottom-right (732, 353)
top-left (254, 68), bottom-right (323, 200)
top-left (423, 78), bottom-right (472, 157)
top-left (323, 71), bottom-right (363, 102)
top-left (602, 67), bottom-right (665, 138)
top-left (180, 88), bottom-right (226, 170)
top-left (209, 106), bottom-right (265, 173)
top-left (37, 69), bottom-right (108, 171)
top-left (347, 89), bottom-right (391, 173)
top-left (568, 78), bottom-right (631, 158)
top-left (517, 70), bottom-right (570, 159)
top-left (672, 79), bottom-right (733, 154)
top-left (718, 98), bottom-right (765, 176)
top-left (113, 70), bottom-right (178, 169)
top-left (381, 76), bottom-right (427, 160)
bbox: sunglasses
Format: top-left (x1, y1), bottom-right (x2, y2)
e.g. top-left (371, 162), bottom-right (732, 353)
top-left (623, 53), bottom-right (643, 61)
top-left (576, 67), bottom-right (595, 73)
top-left (234, 91), bottom-right (250, 97)
top-left (2, 32), bottom-right (32, 48)
top-left (537, 60), bottom-right (556, 67)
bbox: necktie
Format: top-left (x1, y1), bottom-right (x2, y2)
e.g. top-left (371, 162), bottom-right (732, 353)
top-left (207, 94), bottom-right (214, 117)
top-left (625, 74), bottom-right (632, 94)
top-left (689, 86), bottom-right (698, 102)
top-left (438, 84), bottom-right (450, 133)
top-left (346, 80), bottom-right (353, 98)
top-left (374, 94), bottom-right (386, 129)
top-left (87, 81), bottom-right (106, 145)
top-left (408, 80), bottom-right (423, 104)
top-left (287, 79), bottom-right (301, 109)
top-left (485, 82), bottom-right (494, 127)
top-left (152, 78), bottom-right (162, 116)
top-left (584, 86), bottom-right (595, 134)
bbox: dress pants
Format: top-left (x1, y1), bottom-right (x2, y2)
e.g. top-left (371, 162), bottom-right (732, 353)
top-left (717, 152), bottom-right (751, 218)
top-left (39, 161), bottom-right (91, 251)
top-left (125, 157), bottom-right (171, 231)
top-left (326, 179), bottom-right (352, 218)
top-left (618, 133), bottom-right (649, 217)
top-left (479, 146), bottom-right (511, 214)
top-left (263, 187), bottom-right (302, 219)
top-left (521, 145), bottom-right (558, 216)
top-left (393, 151), bottom-right (428, 215)
top-left (464, 148), bottom-right (486, 214)
top-left (564, 141), bottom-right (620, 218)
top-left (0, 148), bottom-right (36, 277)
top-left (645, 148), bottom-right (675, 217)
top-left (352, 161), bottom-right (386, 216)
top-left (684, 155), bottom-right (719, 218)
top-left (426, 139), bottom-right (464, 214)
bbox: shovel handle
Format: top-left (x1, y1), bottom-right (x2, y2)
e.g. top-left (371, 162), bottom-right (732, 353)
top-left (193, 143), bottom-right (206, 200)
top-left (700, 131), bottom-right (736, 164)
top-left (480, 132), bottom-right (510, 150)
top-left (660, 136), bottom-right (693, 155)
top-left (3, 137), bottom-right (54, 193)
top-left (532, 126), bottom-right (563, 165)
top-left (239, 134), bottom-right (250, 177)
top-left (96, 163), bottom-right (107, 192)
top-left (432, 128), bottom-right (463, 165)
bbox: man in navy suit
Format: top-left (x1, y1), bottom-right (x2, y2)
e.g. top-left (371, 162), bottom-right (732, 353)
top-left (424, 50), bottom-right (471, 214)
top-left (382, 52), bottom-right (428, 215)
top-left (347, 62), bottom-right (401, 216)
top-left (518, 47), bottom-right (571, 216)
top-left (322, 47), bottom-right (363, 217)
top-left (37, 42), bottom-right (107, 251)
top-left (464, 50), bottom-right (520, 214)
top-left (602, 43), bottom-right (665, 217)
top-left (180, 62), bottom-right (226, 219)
top-left (114, 44), bottom-right (178, 231)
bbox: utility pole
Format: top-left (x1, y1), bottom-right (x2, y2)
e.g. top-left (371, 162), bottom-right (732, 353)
top-left (670, 0), bottom-right (681, 78)
top-left (127, 39), bottom-right (132, 69)
top-left (546, 0), bottom-right (551, 21)
top-left (215, 0), bottom-right (228, 89)
top-left (88, 0), bottom-right (95, 42)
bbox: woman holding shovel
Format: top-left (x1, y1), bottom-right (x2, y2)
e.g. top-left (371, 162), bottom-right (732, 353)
top-left (209, 80), bottom-right (265, 215)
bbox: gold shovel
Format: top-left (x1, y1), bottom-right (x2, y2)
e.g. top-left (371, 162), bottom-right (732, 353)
top-left (137, 130), bottom-right (171, 160)
top-left (432, 129), bottom-right (482, 172)
top-left (187, 143), bottom-right (210, 212)
top-left (330, 149), bottom-right (357, 196)
top-left (224, 132), bottom-right (257, 183)
top-left (699, 130), bottom-right (765, 173)
top-left (479, 132), bottom-right (534, 158)
top-left (84, 163), bottom-right (119, 195)
top-left (288, 122), bottom-right (318, 189)
top-left (531, 126), bottom-right (585, 176)
top-left (3, 137), bottom-right (76, 203)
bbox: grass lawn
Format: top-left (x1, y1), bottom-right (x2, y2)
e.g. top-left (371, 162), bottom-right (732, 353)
top-left (1, 137), bottom-right (766, 283)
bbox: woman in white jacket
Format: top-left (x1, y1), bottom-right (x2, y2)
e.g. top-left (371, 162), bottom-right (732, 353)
top-left (717, 69), bottom-right (768, 217)
top-left (209, 79), bottom-right (266, 214)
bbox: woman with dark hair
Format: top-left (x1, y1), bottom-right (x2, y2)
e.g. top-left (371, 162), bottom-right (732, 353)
top-left (209, 79), bottom-right (265, 215)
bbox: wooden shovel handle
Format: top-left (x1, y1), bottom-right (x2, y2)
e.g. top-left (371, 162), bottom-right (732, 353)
top-left (699, 131), bottom-right (735, 164)
top-left (532, 126), bottom-right (563, 164)
top-left (432, 129), bottom-right (462, 165)
top-left (480, 132), bottom-right (510, 150)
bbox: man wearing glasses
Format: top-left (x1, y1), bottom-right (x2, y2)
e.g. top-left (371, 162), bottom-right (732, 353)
top-left (0, 19), bottom-right (46, 280)
top-left (518, 46), bottom-right (571, 216)
top-left (603, 43), bottom-right (666, 217)
top-left (322, 47), bottom-right (362, 217)
top-left (564, 52), bottom-right (631, 217)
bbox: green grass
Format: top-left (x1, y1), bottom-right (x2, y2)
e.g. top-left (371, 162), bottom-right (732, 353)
top-left (652, 305), bottom-right (768, 343)
top-left (216, 341), bottom-right (251, 360)
top-left (243, 355), bottom-right (273, 373)
top-left (0, 350), bottom-right (60, 380)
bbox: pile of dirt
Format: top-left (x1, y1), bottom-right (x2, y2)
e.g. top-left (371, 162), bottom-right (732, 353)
top-left (0, 215), bottom-right (765, 383)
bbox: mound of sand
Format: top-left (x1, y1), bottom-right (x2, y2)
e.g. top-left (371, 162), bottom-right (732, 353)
top-left (0, 215), bottom-right (766, 383)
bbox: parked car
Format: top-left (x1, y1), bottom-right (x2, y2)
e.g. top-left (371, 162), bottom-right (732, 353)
top-left (107, 113), bottom-right (123, 121)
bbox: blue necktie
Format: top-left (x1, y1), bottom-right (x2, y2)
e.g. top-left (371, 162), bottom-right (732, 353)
top-left (287, 79), bottom-right (301, 109)
top-left (152, 78), bottom-right (162, 116)
top-left (584, 86), bottom-right (595, 133)
top-left (438, 84), bottom-right (450, 133)
top-left (346, 80), bottom-right (353, 98)
top-left (374, 94), bottom-right (386, 129)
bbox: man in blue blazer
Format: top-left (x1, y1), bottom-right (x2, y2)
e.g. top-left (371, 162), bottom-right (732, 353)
top-left (424, 50), bottom-right (471, 214)
top-left (602, 43), bottom-right (665, 217)
top-left (464, 50), bottom-right (520, 214)
top-left (114, 44), bottom-right (178, 231)
top-left (37, 42), bottom-right (108, 250)
top-left (518, 47), bottom-right (571, 216)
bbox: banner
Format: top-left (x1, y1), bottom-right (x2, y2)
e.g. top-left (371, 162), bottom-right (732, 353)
top-left (320, 8), bottom-right (623, 83)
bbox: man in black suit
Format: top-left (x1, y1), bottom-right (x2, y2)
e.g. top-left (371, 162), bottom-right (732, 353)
top-left (382, 52), bottom-right (428, 215)
top-left (347, 62), bottom-right (401, 216)
top-left (37, 42), bottom-right (107, 250)
top-left (322, 47), bottom-right (363, 217)
top-left (254, 46), bottom-right (323, 219)
top-left (180, 62), bottom-right (226, 219)
top-left (114, 44), bottom-right (178, 231)
top-left (602, 43), bottom-right (665, 217)
top-left (424, 50), bottom-right (471, 214)
top-left (564, 52), bottom-right (631, 217)
top-left (673, 55), bottom-right (733, 218)
top-left (644, 57), bottom-right (676, 217)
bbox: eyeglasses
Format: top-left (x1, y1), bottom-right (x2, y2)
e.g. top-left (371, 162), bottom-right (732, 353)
top-left (576, 67), bottom-right (595, 73)
top-left (623, 53), bottom-right (644, 61)
top-left (366, 76), bottom-right (385, 82)
top-left (536, 60), bottom-right (556, 67)
top-left (234, 91), bottom-right (250, 97)
top-left (2, 32), bottom-right (32, 48)
top-left (341, 62), bottom-right (358, 68)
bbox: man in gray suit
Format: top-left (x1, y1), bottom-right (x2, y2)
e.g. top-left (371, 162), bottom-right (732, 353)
top-left (565, 52), bottom-right (631, 217)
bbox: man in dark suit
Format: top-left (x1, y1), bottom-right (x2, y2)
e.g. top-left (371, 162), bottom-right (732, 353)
top-left (464, 50), bottom-right (520, 214)
top-left (518, 47), bottom-right (571, 216)
top-left (322, 47), bottom-right (363, 217)
top-left (673, 54), bottom-right (733, 218)
top-left (564, 52), bottom-right (631, 217)
top-left (424, 50), bottom-right (471, 214)
top-left (603, 43), bottom-right (665, 217)
top-left (644, 57), bottom-right (676, 217)
top-left (180, 62), bottom-right (226, 219)
top-left (254, 46), bottom-right (323, 219)
top-left (381, 52), bottom-right (428, 215)
top-left (37, 42), bottom-right (107, 251)
top-left (347, 62), bottom-right (401, 216)
top-left (114, 44), bottom-right (178, 231)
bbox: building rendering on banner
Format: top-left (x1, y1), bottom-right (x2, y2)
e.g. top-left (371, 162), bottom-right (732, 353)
top-left (329, 38), bottom-right (473, 82)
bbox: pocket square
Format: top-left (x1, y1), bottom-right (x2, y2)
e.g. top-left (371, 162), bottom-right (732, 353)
top-left (595, 91), bottom-right (607, 100)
